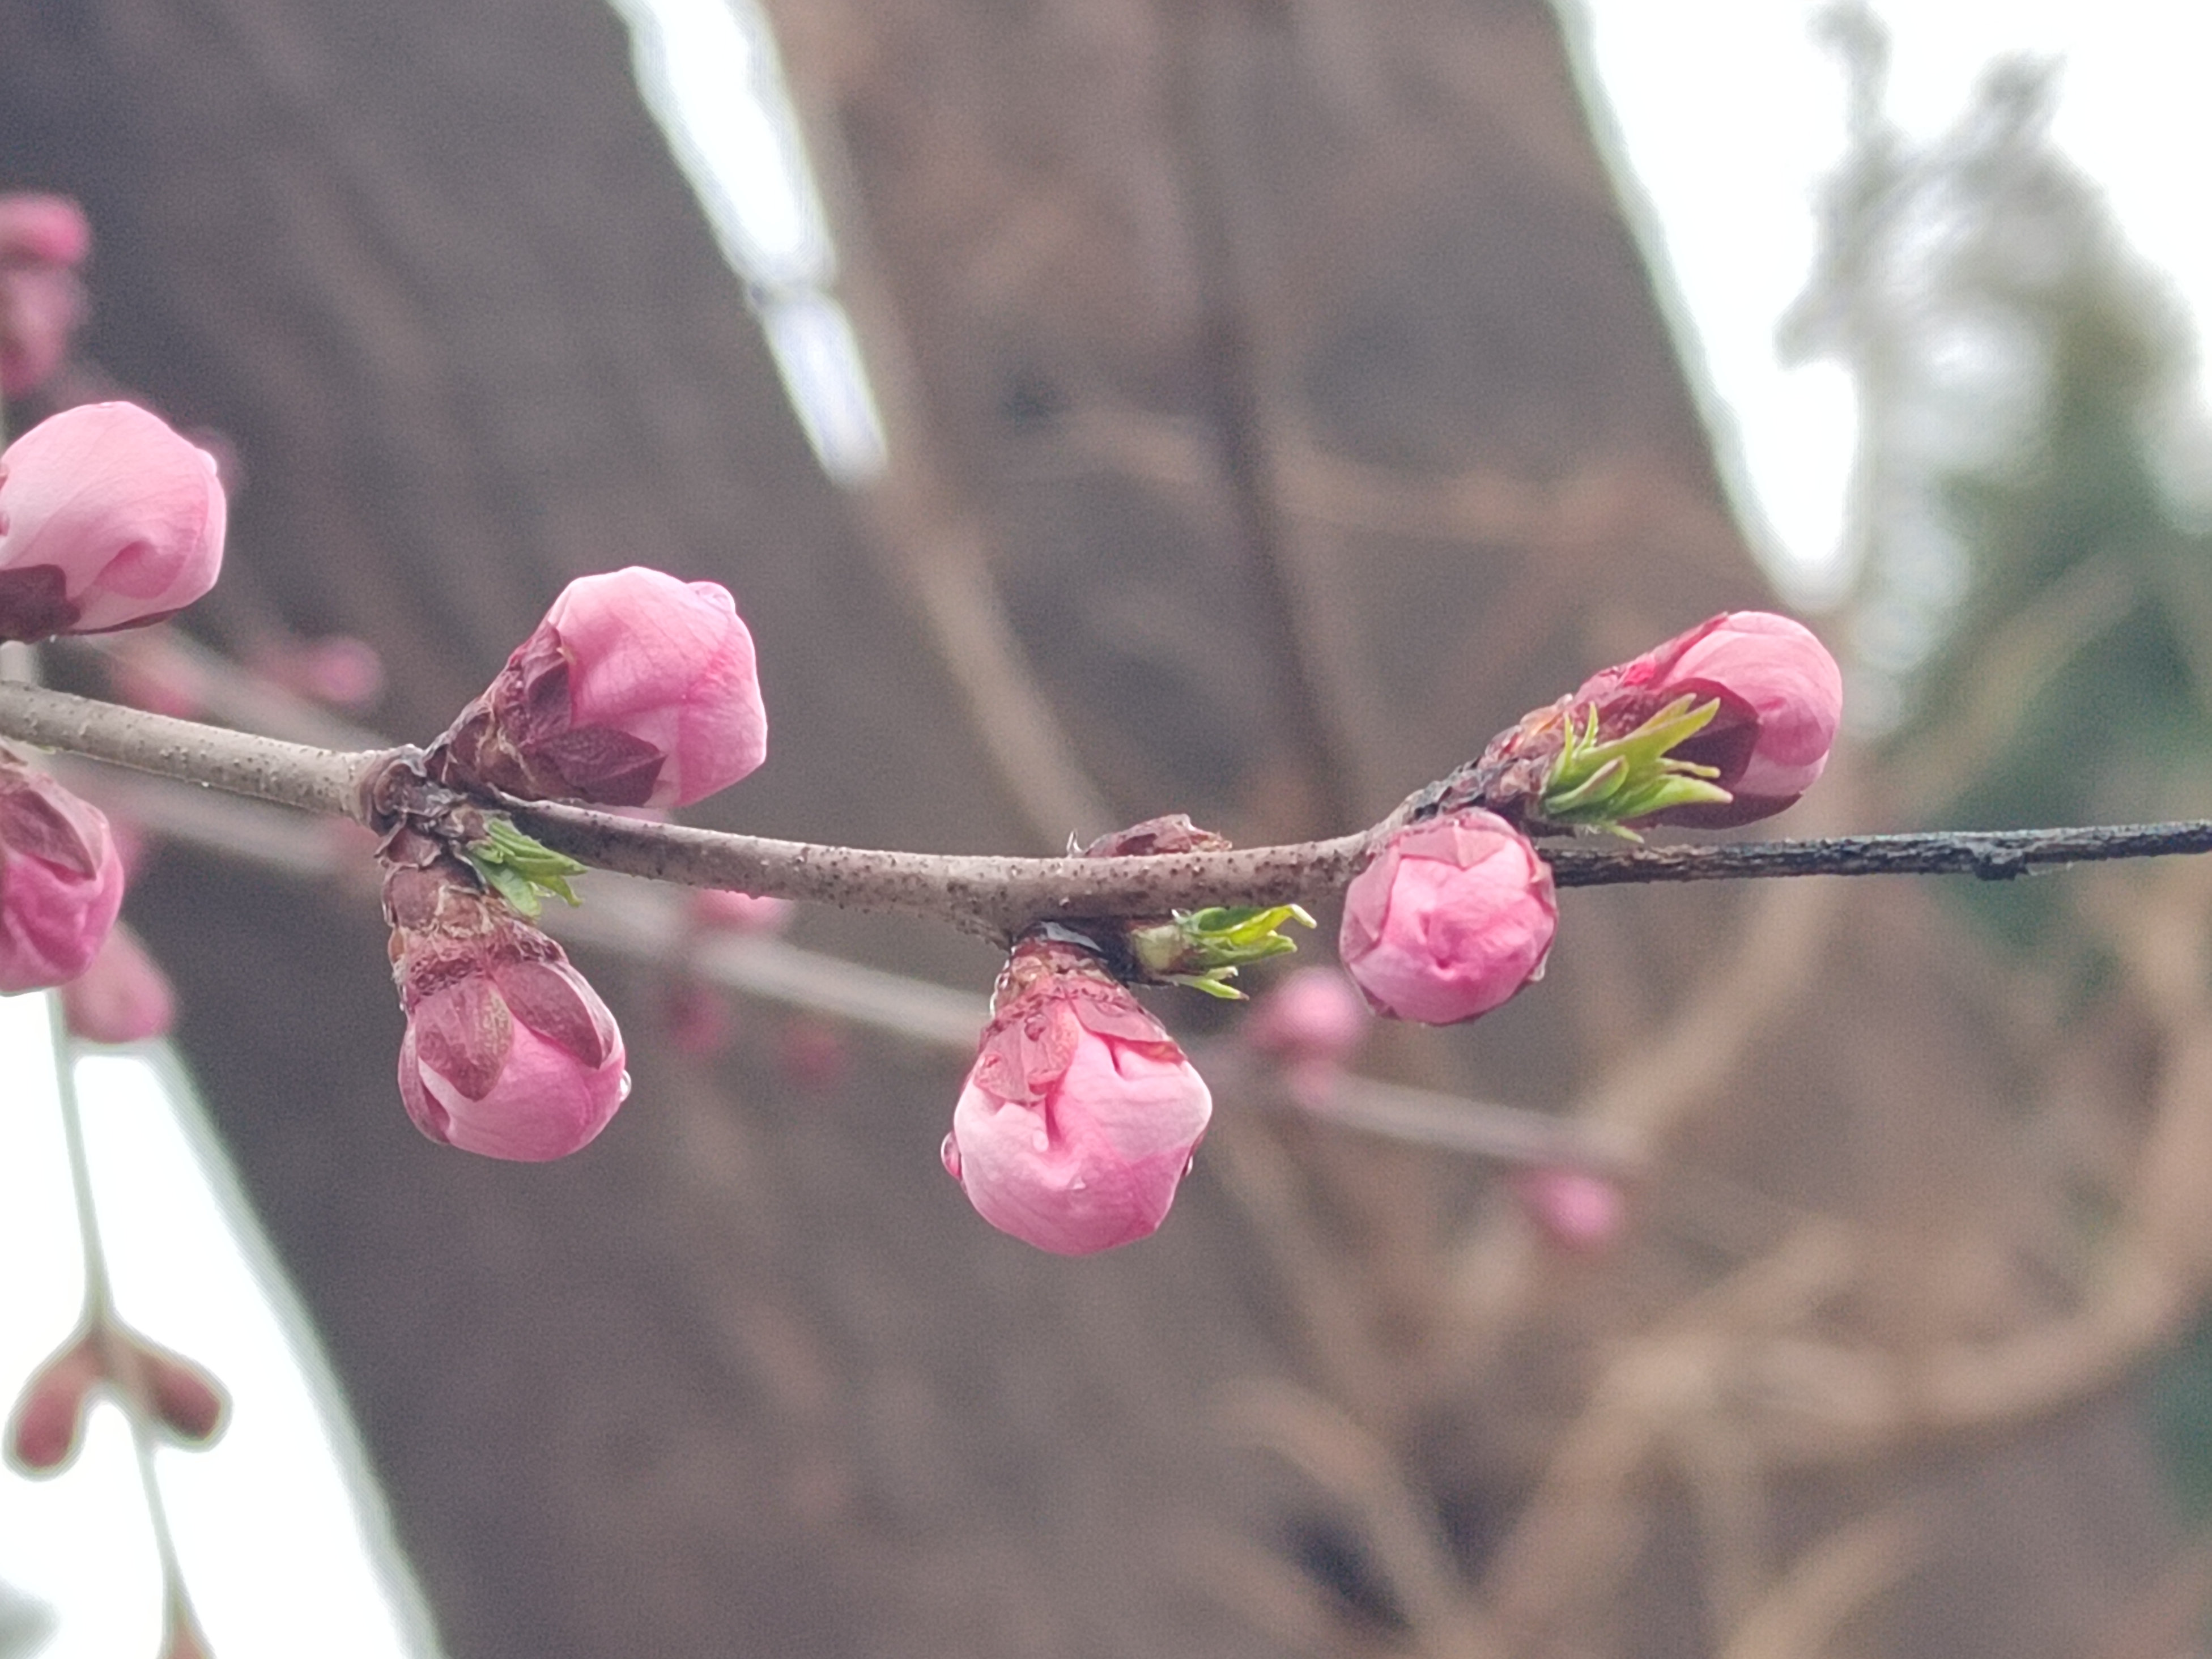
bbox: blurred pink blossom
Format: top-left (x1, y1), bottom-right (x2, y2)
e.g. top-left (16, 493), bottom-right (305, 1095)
top-left (662, 981), bottom-right (735, 1057)
top-left (61, 922), bottom-right (175, 1044)
top-left (0, 402), bottom-right (226, 641)
top-left (1339, 810), bottom-right (1555, 1026)
top-left (429, 565), bottom-right (766, 809)
top-left (1245, 965), bottom-right (1369, 1069)
top-left (0, 194), bottom-right (90, 267)
top-left (690, 887), bottom-right (794, 935)
top-left (0, 193), bottom-right (90, 399)
top-left (943, 934), bottom-right (1211, 1254)
top-left (5, 1331), bottom-right (99, 1473)
top-left (251, 633), bottom-right (385, 711)
top-left (1569, 610), bottom-right (1843, 827)
top-left (1512, 1167), bottom-right (1627, 1254)
top-left (385, 848), bottom-right (629, 1161)
top-left (7, 1319), bottom-right (227, 1477)
top-left (0, 756), bottom-right (123, 994)
top-left (779, 1015), bottom-right (849, 1092)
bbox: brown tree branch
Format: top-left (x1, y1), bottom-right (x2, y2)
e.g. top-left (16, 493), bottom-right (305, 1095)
top-left (10, 680), bottom-right (2212, 939)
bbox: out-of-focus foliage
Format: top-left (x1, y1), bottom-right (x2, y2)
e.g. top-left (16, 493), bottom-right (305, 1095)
top-left (1790, 3), bottom-right (2212, 958)
top-left (1792, 2), bottom-right (2212, 1532)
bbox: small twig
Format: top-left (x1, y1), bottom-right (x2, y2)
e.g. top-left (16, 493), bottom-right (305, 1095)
top-left (1541, 822), bottom-right (2212, 886)
top-left (11, 683), bottom-right (2212, 940)
top-left (0, 679), bottom-right (376, 820)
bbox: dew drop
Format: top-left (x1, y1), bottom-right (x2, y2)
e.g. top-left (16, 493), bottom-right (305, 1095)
top-left (940, 1133), bottom-right (962, 1179)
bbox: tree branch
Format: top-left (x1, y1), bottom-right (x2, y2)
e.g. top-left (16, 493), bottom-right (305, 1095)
top-left (6, 680), bottom-right (2212, 940)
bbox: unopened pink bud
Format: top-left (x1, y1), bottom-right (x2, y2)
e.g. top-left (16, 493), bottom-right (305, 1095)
top-left (945, 936), bottom-right (1212, 1254)
top-left (397, 954), bottom-right (630, 1162)
top-left (1575, 611), bottom-right (1842, 827)
top-left (689, 887), bottom-right (793, 934)
top-left (385, 854), bottom-right (631, 1161)
top-left (429, 565), bottom-right (766, 809)
top-left (0, 403), bottom-right (227, 641)
top-left (1339, 810), bottom-right (1555, 1026)
top-left (0, 758), bottom-right (124, 994)
top-left (1512, 1167), bottom-right (1627, 1254)
top-left (62, 922), bottom-right (176, 1044)
top-left (1246, 966), bottom-right (1369, 1069)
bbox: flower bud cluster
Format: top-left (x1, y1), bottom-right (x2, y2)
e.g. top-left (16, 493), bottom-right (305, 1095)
top-left (1335, 611), bottom-right (1841, 1032)
top-left (372, 565), bottom-right (775, 1157)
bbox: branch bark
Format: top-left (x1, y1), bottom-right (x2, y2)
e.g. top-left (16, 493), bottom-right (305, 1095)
top-left (8, 680), bottom-right (2212, 939)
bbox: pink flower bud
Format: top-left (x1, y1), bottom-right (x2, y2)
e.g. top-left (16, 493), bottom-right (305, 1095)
top-left (385, 851), bottom-right (630, 1161)
top-left (135, 1341), bottom-right (227, 1443)
top-left (1512, 1167), bottom-right (1627, 1254)
top-left (0, 403), bottom-right (227, 641)
top-left (0, 757), bottom-right (124, 994)
top-left (1245, 966), bottom-right (1369, 1069)
top-left (943, 935), bottom-right (1213, 1254)
top-left (1571, 611), bottom-right (1842, 827)
top-left (429, 565), bottom-right (766, 809)
top-left (1339, 810), bottom-right (1556, 1026)
top-left (62, 922), bottom-right (176, 1044)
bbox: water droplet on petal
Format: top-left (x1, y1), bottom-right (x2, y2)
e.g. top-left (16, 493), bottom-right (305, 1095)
top-left (940, 1133), bottom-right (962, 1180)
top-left (616, 1070), bottom-right (634, 1104)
